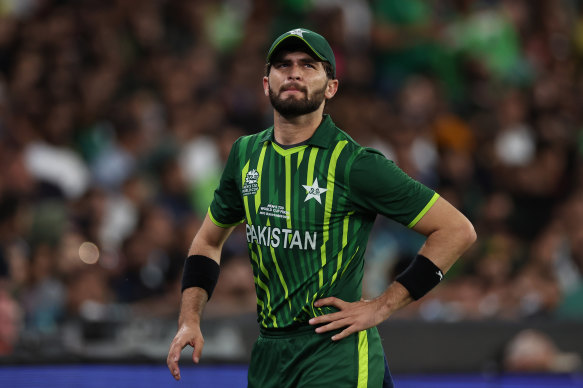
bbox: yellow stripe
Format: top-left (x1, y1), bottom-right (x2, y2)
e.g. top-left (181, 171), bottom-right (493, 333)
top-left (269, 244), bottom-right (290, 311)
top-left (207, 208), bottom-right (243, 228)
top-left (310, 292), bottom-right (320, 316)
top-left (306, 147), bottom-right (320, 286)
top-left (254, 143), bottom-right (268, 213)
top-left (256, 240), bottom-right (270, 280)
top-left (247, 250), bottom-right (266, 323)
top-left (272, 142), bottom-right (308, 156)
top-left (263, 218), bottom-right (289, 315)
top-left (307, 148), bottom-right (319, 187)
top-left (330, 214), bottom-right (350, 285)
top-left (341, 247), bottom-right (359, 278)
top-left (297, 148), bottom-right (305, 168)
top-left (285, 155), bottom-right (292, 230)
top-left (242, 161), bottom-right (251, 224)
top-left (256, 298), bottom-right (266, 323)
top-left (357, 330), bottom-right (369, 388)
top-left (407, 192), bottom-right (440, 228)
top-left (250, 249), bottom-right (277, 327)
top-left (284, 155), bottom-right (293, 310)
top-left (318, 141), bottom-right (348, 287)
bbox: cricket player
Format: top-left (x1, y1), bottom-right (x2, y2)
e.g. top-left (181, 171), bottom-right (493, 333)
top-left (167, 28), bottom-right (476, 387)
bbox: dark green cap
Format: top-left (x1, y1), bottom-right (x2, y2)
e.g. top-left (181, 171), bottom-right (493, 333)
top-left (266, 28), bottom-right (336, 78)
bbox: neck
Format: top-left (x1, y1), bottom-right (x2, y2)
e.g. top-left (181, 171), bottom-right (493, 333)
top-left (273, 105), bottom-right (325, 145)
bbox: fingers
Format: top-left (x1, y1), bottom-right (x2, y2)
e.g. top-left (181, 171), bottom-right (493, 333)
top-left (167, 328), bottom-right (205, 381)
top-left (309, 297), bottom-right (352, 326)
top-left (331, 326), bottom-right (355, 341)
top-left (316, 318), bottom-right (360, 341)
top-left (314, 317), bottom-right (351, 334)
top-left (192, 336), bottom-right (204, 364)
top-left (309, 298), bottom-right (370, 341)
top-left (167, 339), bottom-right (184, 381)
top-left (313, 297), bottom-right (344, 309)
top-left (309, 310), bottom-right (343, 325)
top-left (314, 317), bottom-right (359, 341)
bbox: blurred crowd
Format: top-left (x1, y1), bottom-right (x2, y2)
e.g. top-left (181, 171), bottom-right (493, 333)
top-left (0, 0), bottom-right (583, 356)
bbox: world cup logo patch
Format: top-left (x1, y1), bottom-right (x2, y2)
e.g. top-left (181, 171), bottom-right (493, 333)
top-left (242, 169), bottom-right (259, 196)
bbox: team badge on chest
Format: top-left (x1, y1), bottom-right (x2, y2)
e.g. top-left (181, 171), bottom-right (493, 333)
top-left (302, 178), bottom-right (328, 204)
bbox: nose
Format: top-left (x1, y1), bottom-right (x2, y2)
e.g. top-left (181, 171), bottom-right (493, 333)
top-left (287, 63), bottom-right (302, 80)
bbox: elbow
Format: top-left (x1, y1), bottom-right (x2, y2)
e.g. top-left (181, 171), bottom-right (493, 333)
top-left (460, 218), bottom-right (477, 250)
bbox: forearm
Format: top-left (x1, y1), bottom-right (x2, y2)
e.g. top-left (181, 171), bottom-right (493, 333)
top-left (179, 215), bottom-right (235, 326)
top-left (178, 287), bottom-right (209, 327)
top-left (417, 219), bottom-right (476, 274)
top-left (376, 281), bottom-right (414, 319)
top-left (378, 207), bottom-right (476, 317)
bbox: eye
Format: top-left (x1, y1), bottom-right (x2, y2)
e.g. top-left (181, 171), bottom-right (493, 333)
top-left (304, 63), bottom-right (316, 69)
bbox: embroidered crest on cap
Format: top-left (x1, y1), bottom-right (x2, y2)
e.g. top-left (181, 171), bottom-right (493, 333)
top-left (288, 28), bottom-right (305, 38)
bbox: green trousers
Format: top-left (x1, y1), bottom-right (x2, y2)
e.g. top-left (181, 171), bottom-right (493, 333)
top-left (248, 324), bottom-right (386, 388)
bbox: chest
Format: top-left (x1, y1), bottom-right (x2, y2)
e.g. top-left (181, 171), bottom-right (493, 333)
top-left (239, 142), bottom-right (351, 228)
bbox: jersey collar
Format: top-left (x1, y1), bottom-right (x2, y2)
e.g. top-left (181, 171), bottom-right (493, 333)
top-left (259, 114), bottom-right (336, 149)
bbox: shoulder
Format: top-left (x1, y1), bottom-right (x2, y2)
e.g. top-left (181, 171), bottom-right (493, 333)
top-left (353, 147), bottom-right (392, 164)
top-left (232, 127), bottom-right (273, 155)
top-left (326, 119), bottom-right (385, 159)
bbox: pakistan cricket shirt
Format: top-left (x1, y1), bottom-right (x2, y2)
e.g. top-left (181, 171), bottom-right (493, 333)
top-left (208, 115), bottom-right (439, 329)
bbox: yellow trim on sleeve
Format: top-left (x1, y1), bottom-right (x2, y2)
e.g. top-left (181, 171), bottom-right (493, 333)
top-left (207, 208), bottom-right (244, 228)
top-left (407, 193), bottom-right (440, 229)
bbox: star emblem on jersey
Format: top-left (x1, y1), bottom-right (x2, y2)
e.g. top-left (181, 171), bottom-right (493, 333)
top-left (302, 178), bottom-right (328, 204)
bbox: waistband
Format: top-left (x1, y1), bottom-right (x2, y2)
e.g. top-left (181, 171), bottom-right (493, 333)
top-left (259, 322), bottom-right (316, 338)
top-left (259, 322), bottom-right (345, 339)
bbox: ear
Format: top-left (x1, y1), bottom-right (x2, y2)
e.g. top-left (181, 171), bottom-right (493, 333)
top-left (263, 76), bottom-right (269, 97)
top-left (324, 79), bottom-right (339, 100)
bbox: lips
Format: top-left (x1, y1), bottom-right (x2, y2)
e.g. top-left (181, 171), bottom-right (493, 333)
top-left (281, 84), bottom-right (306, 93)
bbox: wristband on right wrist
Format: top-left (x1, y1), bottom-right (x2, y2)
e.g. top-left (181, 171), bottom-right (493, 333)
top-left (395, 254), bottom-right (443, 300)
top-left (181, 255), bottom-right (220, 300)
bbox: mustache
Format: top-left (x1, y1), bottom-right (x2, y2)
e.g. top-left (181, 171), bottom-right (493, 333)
top-left (280, 83), bottom-right (307, 93)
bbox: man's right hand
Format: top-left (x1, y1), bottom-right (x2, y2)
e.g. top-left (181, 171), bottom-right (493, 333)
top-left (166, 324), bottom-right (205, 381)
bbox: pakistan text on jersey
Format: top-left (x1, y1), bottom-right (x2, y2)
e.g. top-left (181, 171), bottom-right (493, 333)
top-left (246, 224), bottom-right (317, 250)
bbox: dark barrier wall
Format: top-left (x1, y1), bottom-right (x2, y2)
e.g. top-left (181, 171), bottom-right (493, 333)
top-left (4, 314), bottom-right (582, 374)
top-left (378, 319), bottom-right (583, 373)
top-left (201, 315), bottom-right (583, 373)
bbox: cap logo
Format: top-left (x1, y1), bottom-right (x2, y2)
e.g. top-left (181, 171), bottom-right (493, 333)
top-left (288, 28), bottom-right (305, 38)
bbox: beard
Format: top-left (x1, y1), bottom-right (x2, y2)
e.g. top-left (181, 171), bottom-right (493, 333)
top-left (269, 81), bottom-right (327, 118)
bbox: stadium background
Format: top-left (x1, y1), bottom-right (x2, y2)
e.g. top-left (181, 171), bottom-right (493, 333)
top-left (0, 0), bottom-right (583, 386)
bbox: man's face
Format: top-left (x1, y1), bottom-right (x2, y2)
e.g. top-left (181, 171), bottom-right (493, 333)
top-left (264, 51), bottom-right (335, 118)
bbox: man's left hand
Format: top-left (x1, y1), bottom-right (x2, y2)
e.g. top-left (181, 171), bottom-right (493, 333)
top-left (308, 297), bottom-right (389, 341)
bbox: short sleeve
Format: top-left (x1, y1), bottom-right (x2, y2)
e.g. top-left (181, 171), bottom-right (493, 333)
top-left (208, 138), bottom-right (245, 227)
top-left (349, 148), bottom-right (439, 228)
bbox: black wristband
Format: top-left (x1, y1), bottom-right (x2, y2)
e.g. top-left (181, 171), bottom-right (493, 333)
top-left (395, 254), bottom-right (443, 300)
top-left (181, 255), bottom-right (220, 300)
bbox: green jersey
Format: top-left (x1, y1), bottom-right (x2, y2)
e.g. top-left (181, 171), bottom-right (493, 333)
top-left (209, 115), bottom-right (438, 328)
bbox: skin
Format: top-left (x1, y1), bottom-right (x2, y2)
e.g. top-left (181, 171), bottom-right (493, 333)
top-left (263, 51), bottom-right (338, 145)
top-left (166, 50), bottom-right (477, 380)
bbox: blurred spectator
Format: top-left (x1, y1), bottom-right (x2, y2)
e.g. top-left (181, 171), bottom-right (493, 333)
top-left (0, 0), bottom-right (582, 359)
top-left (0, 285), bottom-right (21, 355)
top-left (503, 329), bottom-right (582, 372)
